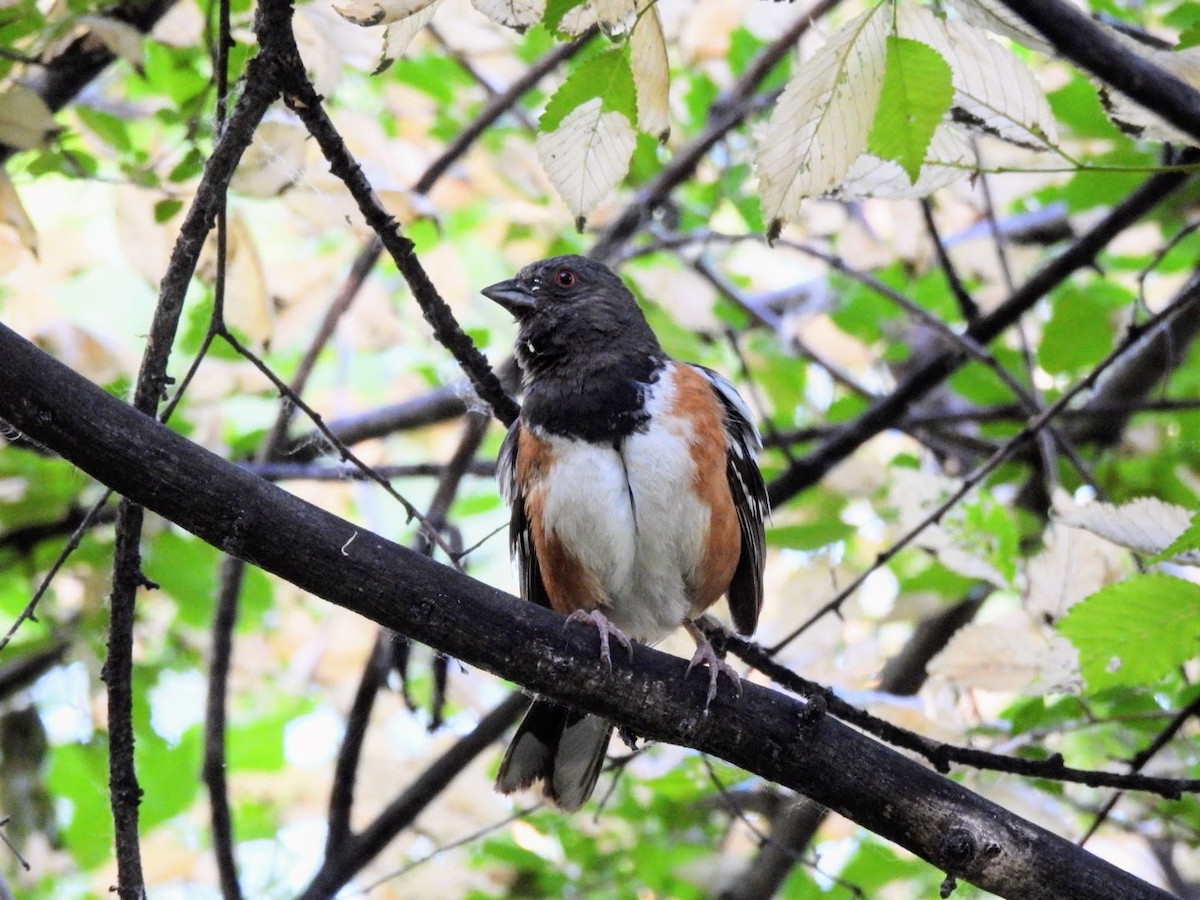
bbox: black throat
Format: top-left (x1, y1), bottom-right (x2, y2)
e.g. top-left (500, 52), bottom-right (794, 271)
top-left (521, 353), bottom-right (666, 443)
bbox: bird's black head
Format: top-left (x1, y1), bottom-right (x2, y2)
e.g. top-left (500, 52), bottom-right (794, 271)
top-left (482, 255), bottom-right (663, 382)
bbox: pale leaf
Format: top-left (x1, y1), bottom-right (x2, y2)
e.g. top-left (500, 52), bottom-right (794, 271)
top-left (592, 0), bottom-right (636, 35)
top-left (630, 1), bottom-right (670, 142)
top-left (898, 4), bottom-right (1058, 150)
top-left (756, 7), bottom-right (889, 238)
top-left (231, 119), bottom-right (308, 198)
top-left (470, 0), bottom-right (544, 31)
top-left (1101, 35), bottom-right (1200, 143)
top-left (376, 0), bottom-right (444, 71)
top-left (888, 469), bottom-right (1008, 586)
top-left (334, 0), bottom-right (437, 27)
top-left (379, 187), bottom-right (439, 224)
top-left (31, 322), bottom-right (127, 385)
top-left (536, 97), bottom-right (636, 227)
top-left (1056, 496), bottom-right (1197, 561)
top-left (198, 213), bottom-right (273, 348)
top-left (0, 85), bottom-right (59, 151)
top-left (834, 122), bottom-right (970, 200)
top-left (928, 612), bottom-right (1081, 693)
top-left (78, 16), bottom-right (146, 69)
top-left (0, 171), bottom-right (36, 257)
top-left (558, 3), bottom-right (596, 36)
top-left (1025, 518), bottom-right (1127, 622)
top-left (944, 0), bottom-right (1055, 55)
top-left (115, 186), bottom-right (174, 287)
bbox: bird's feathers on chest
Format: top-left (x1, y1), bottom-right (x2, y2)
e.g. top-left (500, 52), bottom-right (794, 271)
top-left (501, 364), bottom-right (724, 642)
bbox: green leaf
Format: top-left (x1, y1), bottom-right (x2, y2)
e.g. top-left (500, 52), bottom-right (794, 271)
top-left (866, 36), bottom-right (953, 183)
top-left (1047, 76), bottom-right (1123, 139)
top-left (1040, 283), bottom-right (1123, 375)
top-left (229, 699), bottom-right (313, 771)
top-left (74, 106), bottom-right (133, 153)
top-left (543, 0), bottom-right (589, 34)
top-left (1155, 511), bottom-right (1200, 563)
top-left (46, 741), bottom-right (113, 869)
top-left (1180, 23), bottom-right (1200, 48)
top-left (1058, 574), bottom-right (1200, 690)
top-left (235, 798), bottom-right (281, 840)
top-left (766, 520), bottom-right (854, 551)
top-left (154, 198), bottom-right (183, 223)
top-left (539, 48), bottom-right (637, 133)
top-left (144, 530), bottom-right (218, 627)
top-left (137, 725), bottom-right (203, 829)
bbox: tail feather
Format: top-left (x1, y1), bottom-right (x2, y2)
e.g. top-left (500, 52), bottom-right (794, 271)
top-left (496, 699), bottom-right (613, 811)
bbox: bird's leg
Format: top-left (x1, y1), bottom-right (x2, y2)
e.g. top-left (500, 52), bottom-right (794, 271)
top-left (683, 618), bottom-right (742, 709)
top-left (565, 608), bottom-right (633, 669)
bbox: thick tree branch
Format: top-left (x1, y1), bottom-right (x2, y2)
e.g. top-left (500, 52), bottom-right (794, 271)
top-left (997, 0), bottom-right (1200, 146)
top-left (0, 324), bottom-right (1173, 900)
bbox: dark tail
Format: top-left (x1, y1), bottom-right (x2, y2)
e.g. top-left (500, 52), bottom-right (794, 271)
top-left (496, 699), bottom-right (613, 811)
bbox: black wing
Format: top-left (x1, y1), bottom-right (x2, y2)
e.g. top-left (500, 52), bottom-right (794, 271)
top-left (690, 365), bottom-right (768, 636)
top-left (498, 421), bottom-right (552, 609)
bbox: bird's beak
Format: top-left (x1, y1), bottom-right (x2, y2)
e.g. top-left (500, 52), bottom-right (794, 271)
top-left (482, 279), bottom-right (537, 317)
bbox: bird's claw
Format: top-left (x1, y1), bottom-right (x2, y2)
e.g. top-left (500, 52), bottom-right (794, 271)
top-left (566, 609), bottom-right (633, 669)
top-left (686, 638), bottom-right (742, 710)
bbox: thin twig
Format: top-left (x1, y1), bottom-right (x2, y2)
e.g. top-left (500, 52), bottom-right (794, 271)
top-left (770, 276), bottom-right (1200, 651)
top-left (1079, 692), bottom-right (1200, 845)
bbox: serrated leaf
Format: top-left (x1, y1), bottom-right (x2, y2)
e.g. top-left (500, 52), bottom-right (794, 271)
top-left (1058, 574), bottom-right (1200, 690)
top-left (944, 0), bottom-right (1055, 55)
top-left (928, 612), bottom-right (1081, 693)
top-left (898, 5), bottom-right (1058, 150)
top-left (546, 0), bottom-right (591, 34)
top-left (471, 0), bottom-right (544, 30)
top-left (0, 171), bottom-right (37, 257)
top-left (1100, 35), bottom-right (1200, 143)
top-left (1056, 496), bottom-right (1196, 561)
top-left (1155, 512), bottom-right (1200, 565)
top-left (1026, 514), bottom-right (1127, 622)
top-left (540, 49), bottom-right (637, 133)
top-left (833, 124), bottom-right (970, 199)
top-left (537, 96), bottom-right (636, 226)
top-left (592, 0), bottom-right (636, 35)
top-left (0, 84), bottom-right (59, 151)
top-left (888, 469), bottom-right (1010, 587)
top-left (630, 1), bottom-right (670, 142)
top-left (334, 0), bottom-right (437, 25)
top-left (756, 7), bottom-right (889, 237)
top-left (867, 36), bottom-right (953, 183)
top-left (376, 0), bottom-right (445, 72)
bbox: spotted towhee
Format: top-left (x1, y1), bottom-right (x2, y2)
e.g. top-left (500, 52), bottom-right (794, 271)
top-left (482, 255), bottom-right (768, 811)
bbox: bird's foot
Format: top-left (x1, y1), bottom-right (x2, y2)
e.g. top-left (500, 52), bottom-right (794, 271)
top-left (684, 620), bottom-right (741, 710)
top-left (566, 609), bottom-right (633, 670)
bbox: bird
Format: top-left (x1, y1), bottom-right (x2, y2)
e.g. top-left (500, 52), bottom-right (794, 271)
top-left (482, 254), bottom-right (768, 811)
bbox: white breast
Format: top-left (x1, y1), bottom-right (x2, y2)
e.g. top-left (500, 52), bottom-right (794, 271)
top-left (534, 370), bottom-right (711, 643)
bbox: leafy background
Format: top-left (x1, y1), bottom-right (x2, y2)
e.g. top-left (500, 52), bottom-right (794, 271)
top-left (1, 0), bottom-right (1199, 897)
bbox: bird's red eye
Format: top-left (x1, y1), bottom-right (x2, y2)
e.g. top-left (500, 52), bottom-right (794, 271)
top-left (555, 269), bottom-right (577, 288)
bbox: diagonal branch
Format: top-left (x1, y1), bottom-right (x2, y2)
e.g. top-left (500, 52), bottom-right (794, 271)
top-left (768, 151), bottom-right (1199, 507)
top-left (0, 321), bottom-right (1174, 900)
top-left (996, 0), bottom-right (1200, 145)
